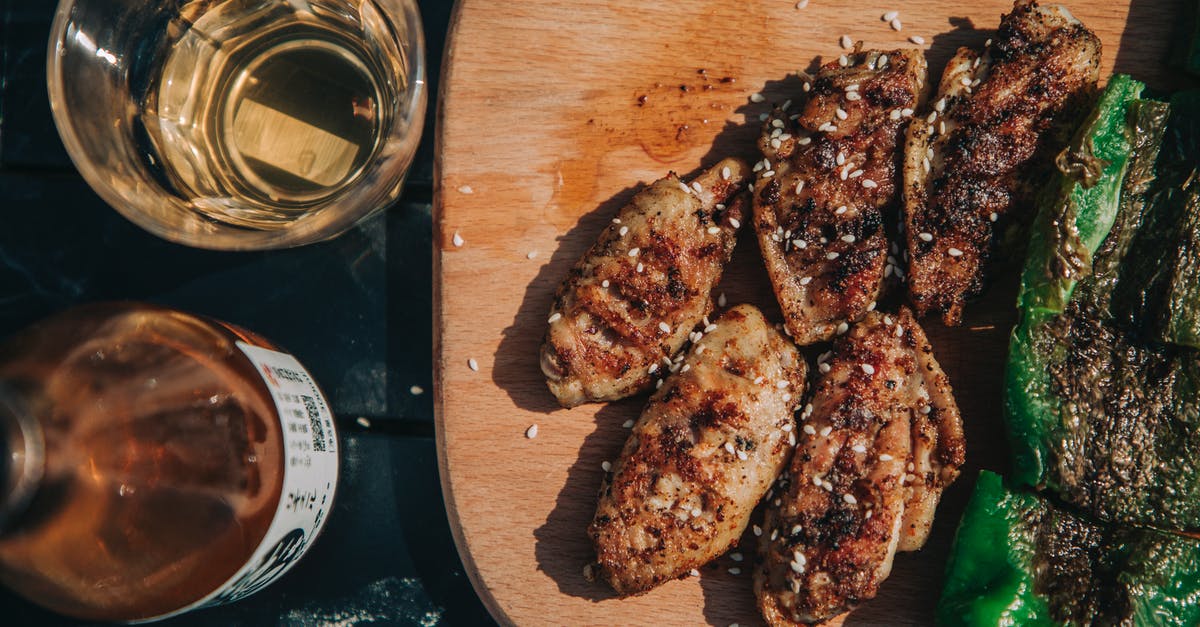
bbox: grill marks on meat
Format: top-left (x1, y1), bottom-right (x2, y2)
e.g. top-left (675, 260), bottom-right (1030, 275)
top-left (904, 0), bottom-right (1101, 325)
top-left (755, 48), bottom-right (926, 344)
top-left (541, 158), bottom-right (750, 407)
top-left (755, 308), bottom-right (962, 625)
top-left (590, 305), bottom-right (806, 596)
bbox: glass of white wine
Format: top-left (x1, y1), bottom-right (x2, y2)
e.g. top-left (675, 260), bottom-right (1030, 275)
top-left (47, 0), bottom-right (426, 250)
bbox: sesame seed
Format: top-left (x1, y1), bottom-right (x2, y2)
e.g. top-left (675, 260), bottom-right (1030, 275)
top-left (601, 280), bottom-right (610, 288)
top-left (840, 165), bottom-right (851, 180)
top-left (770, 138), bottom-right (782, 149)
top-left (990, 212), bottom-right (999, 222)
top-left (636, 263), bottom-right (644, 273)
top-left (548, 312), bottom-right (563, 323)
top-left (750, 92), bottom-right (766, 103)
top-left (356, 417), bottom-right (372, 428)
top-left (619, 226), bottom-right (629, 236)
top-left (728, 567), bottom-right (742, 575)
top-left (731, 552), bottom-right (745, 562)
top-left (737, 450), bottom-right (748, 461)
top-left (628, 247), bottom-right (640, 256)
top-left (841, 234), bottom-right (856, 243)
top-left (820, 362), bottom-right (831, 373)
top-left (730, 218), bottom-right (741, 229)
top-left (885, 264), bottom-right (894, 278)
top-left (823, 481), bottom-right (834, 491)
top-left (718, 292), bottom-right (727, 307)
top-left (840, 34), bottom-right (852, 49)
top-left (458, 185), bottom-right (474, 194)
top-left (761, 170), bottom-right (775, 179)
top-left (804, 425), bottom-right (817, 435)
top-left (923, 158), bottom-right (931, 173)
top-left (919, 232), bottom-right (933, 242)
top-left (909, 35), bottom-right (926, 45)
top-left (526, 424), bottom-right (539, 439)
top-left (782, 99), bottom-right (793, 110)
top-left (852, 444), bottom-right (867, 453)
top-left (753, 525), bottom-right (763, 536)
top-left (890, 17), bottom-right (902, 30)
top-left (795, 180), bottom-right (806, 195)
top-left (836, 152), bottom-right (847, 166)
top-left (879, 454), bottom-right (894, 461)
top-left (882, 10), bottom-right (899, 21)
top-left (724, 442), bottom-right (736, 455)
top-left (861, 363), bottom-right (875, 375)
top-left (846, 91), bottom-right (861, 101)
top-left (844, 493), bottom-right (858, 505)
top-left (838, 55), bottom-right (849, 67)
top-left (691, 181), bottom-right (704, 193)
top-left (527, 251), bottom-right (538, 259)
top-left (623, 419), bottom-right (635, 429)
top-left (819, 426), bottom-right (833, 437)
top-left (896, 325), bottom-right (905, 337)
top-left (935, 98), bottom-right (947, 113)
top-left (798, 136), bottom-right (812, 145)
top-left (658, 321), bottom-right (671, 333)
top-left (695, 344), bottom-right (706, 356)
top-left (692, 507), bottom-right (703, 517)
top-left (802, 81), bottom-right (811, 92)
top-left (468, 358), bottom-right (479, 371)
top-left (410, 385), bottom-right (424, 396)
top-left (948, 247), bottom-right (964, 257)
top-left (868, 301), bottom-right (877, 311)
top-left (960, 76), bottom-right (972, 87)
top-left (890, 109), bottom-right (902, 121)
top-left (707, 226), bottom-right (721, 235)
top-left (835, 108), bottom-right (849, 120)
top-left (922, 405), bottom-right (932, 414)
top-left (878, 54), bottom-right (889, 67)
top-left (772, 118), bottom-right (785, 129)
top-left (862, 179), bottom-right (878, 189)
top-left (656, 379), bottom-right (664, 389)
top-left (796, 0), bottom-right (808, 7)
top-left (836, 322), bottom-right (850, 334)
top-left (799, 276), bottom-right (813, 285)
top-left (884, 315), bottom-right (893, 325)
top-left (648, 364), bottom-right (659, 375)
top-left (793, 239), bottom-right (808, 250)
top-left (927, 111), bottom-right (938, 124)
top-left (678, 181), bottom-right (692, 194)
top-left (720, 166), bottom-right (732, 181)
top-left (452, 232), bottom-right (465, 247)
top-left (601, 460), bottom-right (612, 472)
top-left (790, 560), bottom-right (805, 573)
top-left (902, 108), bottom-right (914, 117)
top-left (850, 169), bottom-right (864, 179)
top-left (827, 251), bottom-right (840, 260)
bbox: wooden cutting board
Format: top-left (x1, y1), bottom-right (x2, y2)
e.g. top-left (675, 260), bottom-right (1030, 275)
top-left (433, 1), bottom-right (1186, 625)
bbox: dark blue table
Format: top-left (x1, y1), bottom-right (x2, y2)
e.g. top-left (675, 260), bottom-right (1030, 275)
top-left (0, 1), bottom-right (494, 624)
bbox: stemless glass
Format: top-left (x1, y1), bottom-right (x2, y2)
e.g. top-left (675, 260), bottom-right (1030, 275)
top-left (47, 0), bottom-right (426, 250)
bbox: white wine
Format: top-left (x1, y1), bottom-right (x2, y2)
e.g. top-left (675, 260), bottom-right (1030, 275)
top-left (143, 1), bottom-right (411, 227)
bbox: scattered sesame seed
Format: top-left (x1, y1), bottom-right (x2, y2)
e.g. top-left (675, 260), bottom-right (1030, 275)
top-left (922, 405), bottom-right (932, 414)
top-left (750, 92), bottom-right (766, 103)
top-left (737, 450), bottom-right (748, 461)
top-left (692, 507), bottom-right (703, 517)
top-left (823, 481), bottom-right (834, 491)
top-left (798, 135), bottom-right (812, 145)
top-left (458, 185), bottom-right (474, 194)
top-left (623, 419), bottom-right (635, 429)
top-left (868, 301), bottom-right (877, 311)
top-left (902, 108), bottom-right (914, 117)
top-left (883, 10), bottom-right (899, 21)
top-left (656, 379), bottom-right (664, 390)
top-left (890, 17), bottom-right (902, 30)
top-left (356, 417), bottom-right (372, 428)
top-left (601, 460), bottom-right (612, 472)
top-left (721, 166), bottom-right (732, 181)
top-left (889, 109), bottom-right (902, 121)
top-left (548, 312), bottom-right (562, 323)
top-left (728, 567), bottom-right (742, 576)
top-left (658, 321), bottom-right (671, 333)
top-left (835, 108), bottom-right (849, 120)
top-left (948, 247), bottom-right (964, 257)
top-left (526, 424), bottom-right (539, 439)
top-left (836, 322), bottom-right (850, 334)
top-left (695, 344), bottom-right (706, 356)
top-left (753, 525), bottom-right (763, 537)
top-left (730, 218), bottom-right (741, 229)
top-left (718, 292), bottom-right (728, 307)
top-left (410, 385), bottom-right (424, 395)
top-left (990, 212), bottom-right (999, 222)
top-left (691, 568), bottom-right (701, 577)
top-left (849, 169), bottom-right (864, 179)
top-left (526, 251), bottom-right (538, 260)
top-left (790, 560), bottom-right (805, 573)
top-left (690, 181), bottom-right (704, 194)
top-left (960, 76), bottom-right (973, 87)
top-left (852, 444), bottom-right (867, 453)
top-left (796, 0), bottom-right (808, 7)
top-left (844, 493), bottom-right (858, 505)
top-left (862, 179), bottom-right (878, 189)
top-left (452, 232), bottom-right (465, 247)
top-left (761, 170), bottom-right (775, 179)
top-left (836, 205), bottom-right (848, 215)
top-left (804, 425), bottom-right (817, 435)
top-left (826, 251), bottom-right (840, 260)
top-left (679, 181), bottom-right (692, 194)
top-left (862, 363), bottom-right (876, 375)
top-left (820, 363), bottom-right (831, 373)
top-left (838, 55), bottom-right (849, 67)
top-left (846, 91), bottom-right (861, 101)
top-left (799, 276), bottom-right (813, 286)
top-left (879, 453), bottom-right (894, 461)
top-left (708, 226), bottom-right (721, 235)
top-left (802, 81), bottom-right (811, 92)
top-left (468, 358), bottom-right (479, 371)
top-left (601, 279), bottom-right (610, 288)
top-left (725, 441), bottom-right (736, 455)
top-left (636, 262), bottom-right (644, 273)
top-left (919, 232), bottom-right (933, 242)
top-left (628, 247), bottom-right (640, 257)
top-left (935, 98), bottom-right (947, 113)
top-left (649, 363), bottom-right (659, 375)
top-left (909, 35), bottom-right (926, 45)
top-left (841, 234), bottom-right (856, 243)
top-left (840, 34), bottom-right (852, 49)
top-left (819, 426), bottom-right (833, 437)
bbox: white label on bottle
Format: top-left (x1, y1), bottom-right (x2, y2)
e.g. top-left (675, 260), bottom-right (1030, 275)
top-left (133, 343), bottom-right (340, 624)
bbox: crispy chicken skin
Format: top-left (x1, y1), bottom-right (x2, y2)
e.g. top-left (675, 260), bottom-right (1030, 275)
top-left (755, 308), bottom-right (963, 625)
top-left (755, 48), bottom-right (926, 345)
top-left (541, 158), bottom-right (750, 407)
top-left (904, 0), bottom-right (1101, 325)
top-left (590, 305), bottom-right (806, 596)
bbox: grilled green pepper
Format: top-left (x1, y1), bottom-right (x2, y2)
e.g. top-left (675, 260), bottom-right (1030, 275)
top-left (1004, 90), bottom-right (1200, 531)
top-left (938, 471), bottom-right (1200, 627)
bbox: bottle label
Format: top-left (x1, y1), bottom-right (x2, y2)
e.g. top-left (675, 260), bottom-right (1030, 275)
top-left (134, 343), bottom-right (339, 623)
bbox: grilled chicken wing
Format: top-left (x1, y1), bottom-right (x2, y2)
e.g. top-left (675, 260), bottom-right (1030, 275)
top-left (904, 0), bottom-right (1101, 325)
top-left (541, 159), bottom-right (750, 407)
top-left (755, 308), bottom-right (963, 625)
top-left (754, 48), bottom-right (926, 344)
top-left (590, 304), bottom-right (806, 596)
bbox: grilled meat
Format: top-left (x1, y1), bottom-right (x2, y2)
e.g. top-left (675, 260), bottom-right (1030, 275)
top-left (590, 304), bottom-right (806, 596)
top-left (755, 308), bottom-right (963, 625)
top-left (541, 158), bottom-right (750, 407)
top-left (754, 48), bottom-right (926, 344)
top-left (904, 0), bottom-right (1101, 325)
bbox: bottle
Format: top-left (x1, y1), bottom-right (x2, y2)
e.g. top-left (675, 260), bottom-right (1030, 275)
top-left (0, 303), bottom-right (338, 622)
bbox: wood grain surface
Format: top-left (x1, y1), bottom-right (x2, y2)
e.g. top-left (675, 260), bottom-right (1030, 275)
top-left (433, 1), bottom-right (1186, 624)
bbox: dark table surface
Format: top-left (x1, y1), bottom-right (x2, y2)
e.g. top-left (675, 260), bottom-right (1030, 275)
top-left (0, 1), bottom-right (496, 625)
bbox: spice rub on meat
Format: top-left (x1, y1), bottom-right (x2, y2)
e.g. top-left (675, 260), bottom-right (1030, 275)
top-left (541, 158), bottom-right (750, 408)
top-left (904, 0), bottom-right (1101, 325)
top-left (755, 308), bottom-right (963, 625)
top-left (589, 305), bottom-right (806, 596)
top-left (754, 48), bottom-right (926, 345)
